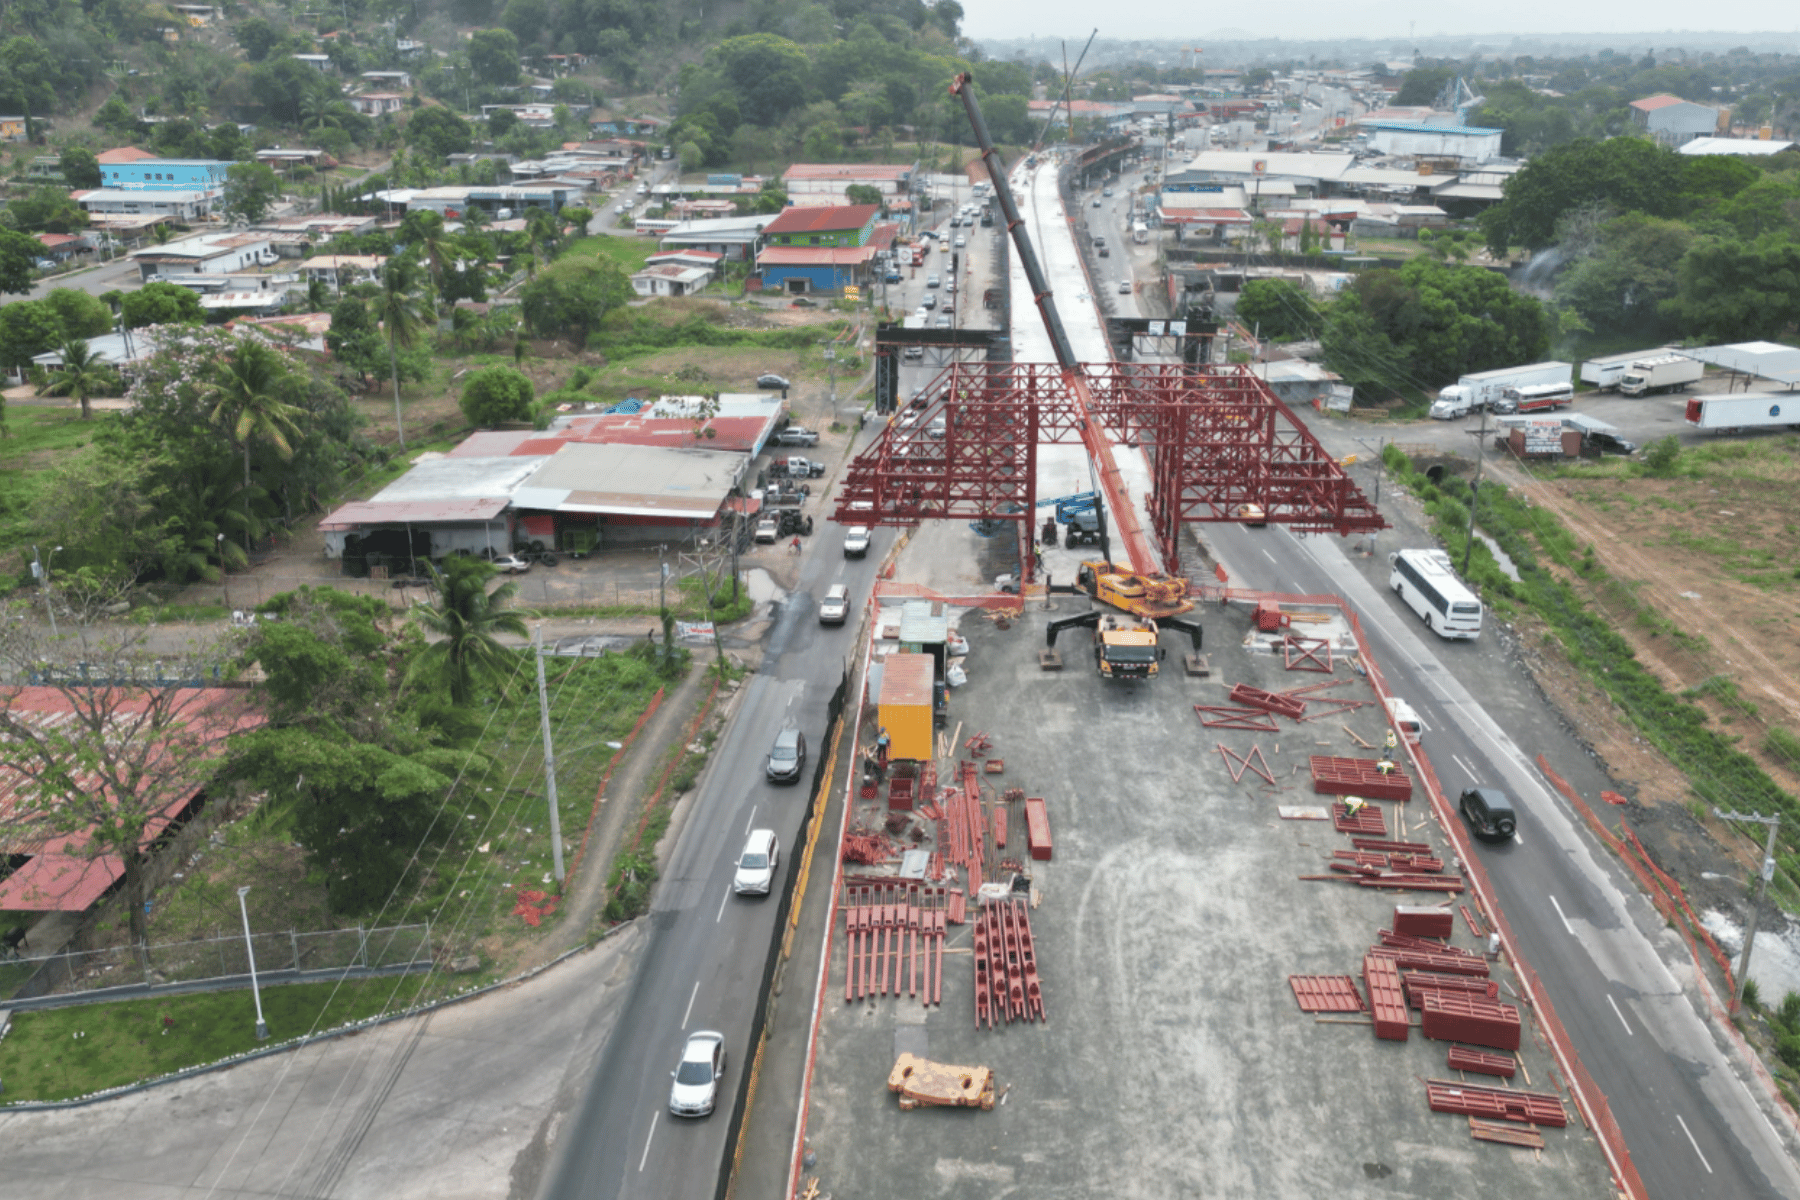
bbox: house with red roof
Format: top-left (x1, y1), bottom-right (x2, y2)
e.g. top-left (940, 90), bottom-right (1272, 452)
top-left (756, 204), bottom-right (883, 294)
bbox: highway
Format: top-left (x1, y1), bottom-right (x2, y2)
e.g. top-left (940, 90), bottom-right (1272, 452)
top-left (538, 528), bottom-right (888, 1200)
top-left (1015, 156), bottom-right (1800, 1198)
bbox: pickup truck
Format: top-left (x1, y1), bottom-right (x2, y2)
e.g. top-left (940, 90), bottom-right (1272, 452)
top-left (773, 425), bottom-right (820, 446)
top-left (775, 456), bottom-right (827, 479)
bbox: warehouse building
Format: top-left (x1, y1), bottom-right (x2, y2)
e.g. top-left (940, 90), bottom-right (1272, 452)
top-left (1629, 95), bottom-right (1724, 148)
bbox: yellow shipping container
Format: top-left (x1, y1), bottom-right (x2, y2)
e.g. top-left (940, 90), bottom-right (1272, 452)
top-left (878, 653), bottom-right (935, 762)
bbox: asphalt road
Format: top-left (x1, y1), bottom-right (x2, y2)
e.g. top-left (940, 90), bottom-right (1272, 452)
top-left (538, 522), bottom-right (889, 1200)
top-left (1035, 157), bottom-right (1800, 1198)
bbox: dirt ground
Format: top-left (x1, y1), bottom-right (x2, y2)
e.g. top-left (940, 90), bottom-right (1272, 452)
top-left (1477, 451), bottom-right (1800, 911)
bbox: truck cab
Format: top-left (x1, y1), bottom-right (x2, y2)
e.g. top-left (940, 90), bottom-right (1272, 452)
top-left (1093, 613), bottom-right (1164, 680)
top-left (1429, 386), bottom-right (1476, 420)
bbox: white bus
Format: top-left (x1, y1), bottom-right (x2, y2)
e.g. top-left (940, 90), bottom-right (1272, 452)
top-left (1388, 549), bottom-right (1482, 640)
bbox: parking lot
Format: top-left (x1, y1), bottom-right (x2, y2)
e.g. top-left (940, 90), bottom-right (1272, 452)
top-left (798, 582), bottom-right (1618, 1199)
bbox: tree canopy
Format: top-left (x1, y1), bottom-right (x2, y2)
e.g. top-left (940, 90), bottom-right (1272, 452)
top-left (460, 365), bottom-right (535, 427)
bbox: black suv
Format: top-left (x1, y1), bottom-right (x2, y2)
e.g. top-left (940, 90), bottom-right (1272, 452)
top-left (1459, 787), bottom-right (1517, 843)
top-left (766, 727), bottom-right (807, 784)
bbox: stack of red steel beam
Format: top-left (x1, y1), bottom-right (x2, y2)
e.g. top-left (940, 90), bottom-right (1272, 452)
top-left (843, 883), bottom-right (947, 1006)
top-left (841, 834), bottom-right (894, 865)
top-left (1332, 803), bottom-right (1387, 836)
top-left (973, 898), bottom-right (1047, 1028)
top-left (1402, 970), bottom-right (1500, 1007)
top-left (1421, 991), bottom-right (1521, 1051)
top-left (1393, 906), bottom-right (1456, 938)
top-left (1309, 755), bottom-right (1413, 801)
top-left (1425, 1081), bottom-right (1566, 1126)
top-left (1367, 946), bottom-right (1491, 976)
top-left (1447, 1046), bottom-right (1516, 1078)
top-left (1362, 953), bottom-right (1411, 1041)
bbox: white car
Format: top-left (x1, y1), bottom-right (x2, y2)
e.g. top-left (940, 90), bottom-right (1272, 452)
top-left (492, 554), bottom-right (531, 573)
top-left (753, 517), bottom-right (779, 544)
top-left (734, 829), bottom-right (780, 893)
top-left (668, 1031), bottom-right (726, 1116)
top-left (843, 526), bottom-right (871, 557)
top-left (818, 583), bottom-right (851, 625)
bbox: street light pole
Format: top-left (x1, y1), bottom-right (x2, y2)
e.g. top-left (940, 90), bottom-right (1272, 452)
top-left (236, 886), bottom-right (268, 1040)
top-left (32, 545), bottom-right (61, 638)
top-left (1462, 406), bottom-right (1489, 576)
top-left (533, 625), bottom-right (566, 885)
top-left (216, 532), bottom-right (230, 610)
top-left (1715, 808), bottom-right (1781, 1011)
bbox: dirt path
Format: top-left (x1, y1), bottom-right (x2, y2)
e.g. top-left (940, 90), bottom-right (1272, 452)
top-left (517, 652), bottom-right (720, 970)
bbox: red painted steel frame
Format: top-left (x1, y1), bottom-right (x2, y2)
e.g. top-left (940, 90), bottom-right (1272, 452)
top-left (831, 362), bottom-right (1385, 575)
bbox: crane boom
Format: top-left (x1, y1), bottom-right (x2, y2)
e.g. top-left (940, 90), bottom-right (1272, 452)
top-left (948, 72), bottom-right (1162, 576)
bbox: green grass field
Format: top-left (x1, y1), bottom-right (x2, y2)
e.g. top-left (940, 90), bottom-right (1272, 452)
top-left (0, 974), bottom-right (433, 1103)
top-left (563, 234), bottom-right (656, 274)
top-left (0, 407), bottom-right (111, 569)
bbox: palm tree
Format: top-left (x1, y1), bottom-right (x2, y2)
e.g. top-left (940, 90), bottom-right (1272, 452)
top-left (203, 336), bottom-right (306, 553)
top-left (406, 556), bottom-right (530, 707)
top-left (524, 207), bottom-right (559, 259)
top-left (376, 256), bottom-right (428, 449)
top-left (37, 338), bottom-right (122, 421)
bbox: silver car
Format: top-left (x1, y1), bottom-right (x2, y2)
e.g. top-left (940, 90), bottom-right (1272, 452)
top-left (818, 583), bottom-right (851, 625)
top-left (668, 1031), bottom-right (726, 1116)
top-left (733, 829), bottom-right (780, 894)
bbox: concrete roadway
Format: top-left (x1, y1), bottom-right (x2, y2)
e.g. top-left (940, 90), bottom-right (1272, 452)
top-left (537, 522), bottom-right (890, 1200)
top-left (1020, 159), bottom-right (1800, 1196)
top-left (1205, 516), bottom-right (1800, 1199)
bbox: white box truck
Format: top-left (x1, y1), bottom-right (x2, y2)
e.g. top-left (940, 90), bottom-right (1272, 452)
top-left (1431, 361), bottom-right (1572, 419)
top-left (1685, 394), bottom-right (1800, 431)
top-left (1617, 354), bottom-right (1703, 397)
top-left (1581, 349), bottom-right (1669, 391)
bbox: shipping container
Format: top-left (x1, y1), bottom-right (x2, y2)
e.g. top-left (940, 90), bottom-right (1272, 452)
top-left (877, 653), bottom-right (936, 762)
top-left (1685, 394), bottom-right (1800, 431)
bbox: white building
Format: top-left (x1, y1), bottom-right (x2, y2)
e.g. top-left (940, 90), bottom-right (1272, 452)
top-left (129, 231), bottom-right (277, 280)
top-left (1362, 122), bottom-right (1503, 164)
top-left (631, 261), bottom-right (714, 297)
top-left (1630, 95), bottom-right (1722, 148)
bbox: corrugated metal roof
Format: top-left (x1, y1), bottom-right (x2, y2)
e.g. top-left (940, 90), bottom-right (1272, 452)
top-left (757, 245), bottom-right (879, 265)
top-left (763, 204), bottom-right (879, 235)
top-left (782, 163), bottom-right (912, 181)
top-left (319, 498), bottom-right (511, 528)
top-left (514, 442), bottom-right (746, 519)
top-left (371, 454), bottom-right (547, 502)
top-left (1629, 94), bottom-right (1686, 111)
top-left (1684, 342), bottom-right (1800, 384)
top-left (878, 652), bottom-right (935, 706)
top-left (1364, 121), bottom-right (1502, 136)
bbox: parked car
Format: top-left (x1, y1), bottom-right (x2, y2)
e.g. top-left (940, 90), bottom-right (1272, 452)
top-left (492, 554), bottom-right (532, 573)
top-left (818, 583), bottom-right (851, 625)
top-left (753, 517), bottom-right (779, 544)
top-left (926, 274), bottom-right (941, 288)
top-left (1459, 786), bottom-right (1517, 843)
top-left (1102, 187), bottom-right (1113, 197)
top-left (922, 293), bottom-right (937, 310)
top-left (757, 373), bottom-right (792, 391)
top-left (902, 345), bottom-right (924, 362)
top-left (733, 829), bottom-right (780, 894)
top-left (668, 1031), bottom-right (726, 1117)
top-left (774, 425), bottom-right (820, 446)
top-left (766, 726), bottom-right (807, 783)
top-left (1587, 432), bottom-right (1639, 456)
top-left (1118, 280), bottom-right (1132, 294)
top-left (843, 525), bottom-right (871, 557)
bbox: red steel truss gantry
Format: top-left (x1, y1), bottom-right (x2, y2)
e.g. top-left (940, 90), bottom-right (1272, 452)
top-left (830, 361), bottom-right (1384, 575)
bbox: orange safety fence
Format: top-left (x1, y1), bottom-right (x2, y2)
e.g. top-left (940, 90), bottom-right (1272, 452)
top-left (1623, 829), bottom-right (1739, 993)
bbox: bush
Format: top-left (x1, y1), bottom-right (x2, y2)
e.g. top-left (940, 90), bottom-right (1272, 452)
top-left (459, 365), bottom-right (534, 427)
top-left (1643, 435), bottom-right (1682, 475)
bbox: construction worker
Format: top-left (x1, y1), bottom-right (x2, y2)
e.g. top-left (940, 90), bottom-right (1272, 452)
top-left (1375, 759), bottom-right (1397, 776)
top-left (875, 726), bottom-right (890, 766)
top-left (1384, 728), bottom-right (1398, 752)
top-left (1343, 796), bottom-right (1366, 818)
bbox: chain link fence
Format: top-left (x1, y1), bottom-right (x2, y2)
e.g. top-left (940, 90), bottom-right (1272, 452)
top-left (0, 923), bottom-right (432, 1005)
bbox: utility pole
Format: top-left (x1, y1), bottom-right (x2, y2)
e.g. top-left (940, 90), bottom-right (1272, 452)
top-left (32, 545), bottom-right (61, 638)
top-left (1715, 808), bottom-right (1780, 1011)
top-left (236, 886), bottom-right (268, 1039)
top-left (533, 625), bottom-right (566, 885)
top-left (1462, 406), bottom-right (1489, 576)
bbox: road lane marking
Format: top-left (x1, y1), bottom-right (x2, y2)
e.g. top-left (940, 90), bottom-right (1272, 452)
top-left (716, 885), bottom-right (731, 923)
top-left (744, 806), bottom-right (757, 835)
top-left (1606, 993), bottom-right (1634, 1036)
top-left (1451, 754), bottom-right (1480, 783)
top-left (639, 1118), bottom-right (657, 1171)
top-left (1548, 894), bottom-right (1576, 936)
top-left (1262, 549), bottom-right (1278, 564)
top-left (1512, 831), bottom-right (1524, 846)
top-left (682, 980), bottom-right (699, 1029)
top-left (1676, 1114), bottom-right (1714, 1174)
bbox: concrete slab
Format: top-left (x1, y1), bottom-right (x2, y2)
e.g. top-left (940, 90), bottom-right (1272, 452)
top-left (798, 598), bottom-right (1617, 1200)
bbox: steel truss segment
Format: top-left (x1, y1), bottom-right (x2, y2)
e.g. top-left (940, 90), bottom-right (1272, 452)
top-left (830, 364), bottom-right (1386, 547)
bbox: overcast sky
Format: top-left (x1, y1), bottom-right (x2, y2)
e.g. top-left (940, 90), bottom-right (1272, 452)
top-left (959, 1), bottom-right (1800, 45)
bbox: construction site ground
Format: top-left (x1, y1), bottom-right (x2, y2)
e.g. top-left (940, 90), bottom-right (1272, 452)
top-left (798, 571), bottom-right (1618, 1199)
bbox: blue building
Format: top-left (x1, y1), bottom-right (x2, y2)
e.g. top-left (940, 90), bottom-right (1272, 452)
top-left (100, 158), bottom-right (231, 192)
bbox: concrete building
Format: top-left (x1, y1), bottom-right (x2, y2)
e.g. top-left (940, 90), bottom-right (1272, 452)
top-left (654, 215), bottom-right (775, 262)
top-left (0, 116), bottom-right (29, 142)
top-left (756, 204), bottom-right (881, 294)
top-left (96, 156), bottom-right (230, 192)
top-left (129, 231), bottom-right (276, 280)
top-left (299, 254), bottom-right (388, 289)
top-left (631, 261), bottom-right (714, 297)
top-left (360, 70), bottom-right (412, 89)
top-left (348, 92), bottom-right (406, 116)
top-left (781, 163), bottom-right (915, 206)
top-left (292, 53), bottom-right (334, 72)
top-left (1629, 95), bottom-right (1723, 148)
top-left (399, 184), bottom-right (574, 217)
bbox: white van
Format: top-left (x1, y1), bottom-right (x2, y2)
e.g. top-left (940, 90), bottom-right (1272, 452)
top-left (1385, 697), bottom-right (1423, 743)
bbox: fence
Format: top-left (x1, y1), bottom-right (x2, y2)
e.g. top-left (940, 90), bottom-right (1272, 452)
top-left (0, 923), bottom-right (432, 1006)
